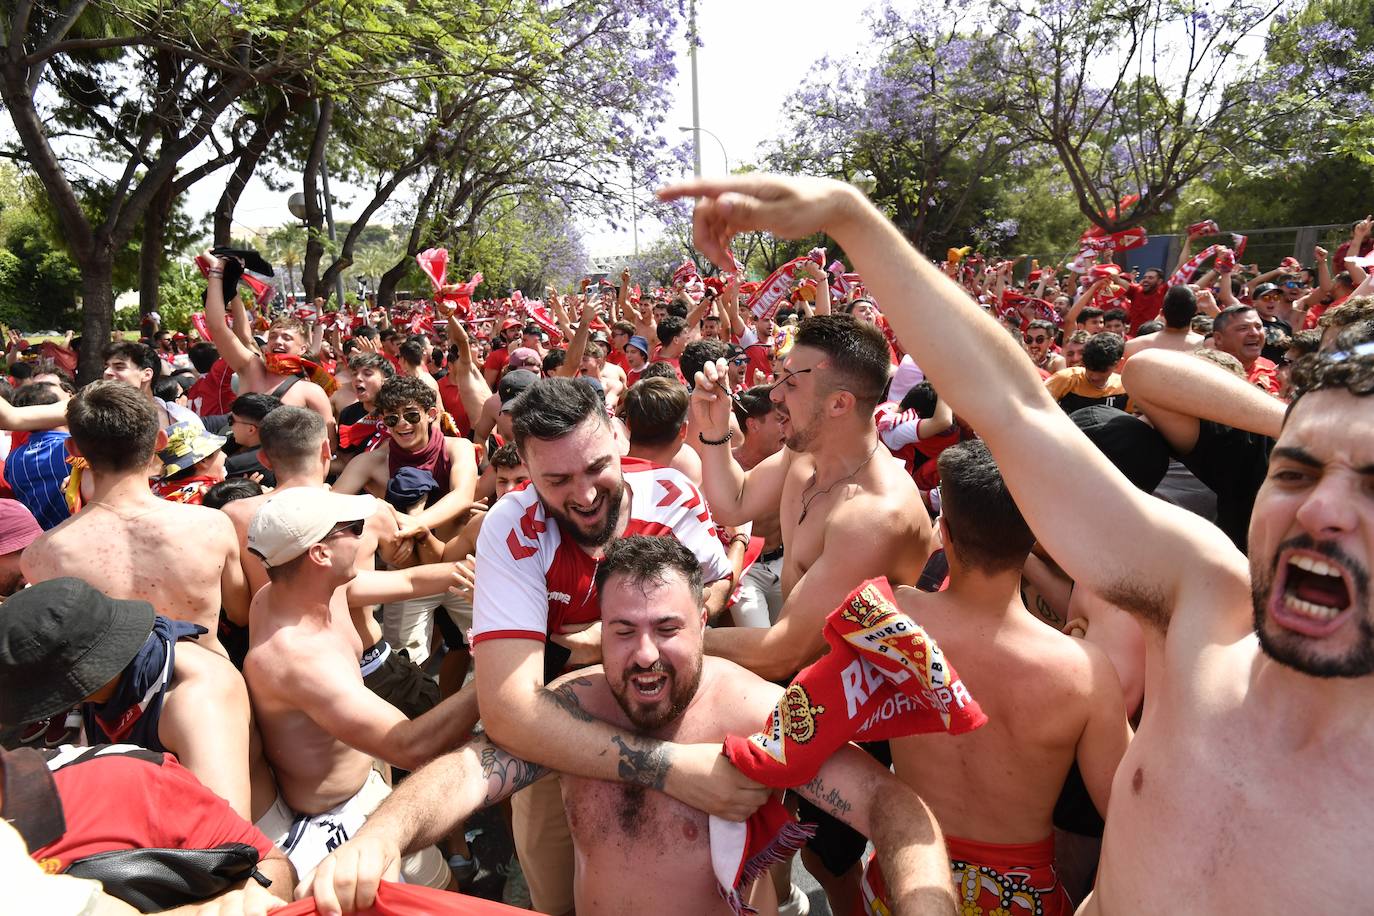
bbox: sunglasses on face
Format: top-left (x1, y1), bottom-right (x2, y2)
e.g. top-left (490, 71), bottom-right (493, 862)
top-left (381, 409), bottom-right (424, 428)
top-left (1024, 335), bottom-right (1048, 344)
top-left (729, 357), bottom-right (749, 366)
top-left (325, 519), bottom-right (366, 539)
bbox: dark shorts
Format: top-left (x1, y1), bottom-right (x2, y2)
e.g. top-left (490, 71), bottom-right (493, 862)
top-left (793, 740), bottom-right (892, 876)
top-left (433, 606), bottom-right (468, 652)
top-left (362, 644), bottom-right (440, 719)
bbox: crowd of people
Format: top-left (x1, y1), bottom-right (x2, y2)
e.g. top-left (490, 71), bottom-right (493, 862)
top-left (0, 174), bottom-right (1371, 916)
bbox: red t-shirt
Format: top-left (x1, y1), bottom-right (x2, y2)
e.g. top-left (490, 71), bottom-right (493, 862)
top-left (1125, 283), bottom-right (1167, 335)
top-left (437, 373), bottom-right (473, 439)
top-left (482, 347), bottom-right (509, 378)
top-left (606, 348), bottom-right (629, 371)
top-left (30, 745), bottom-right (274, 873)
top-left (1247, 356), bottom-right (1282, 396)
top-left (185, 359), bottom-right (236, 418)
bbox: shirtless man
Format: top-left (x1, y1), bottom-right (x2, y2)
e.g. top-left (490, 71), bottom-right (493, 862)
top-left (221, 406), bottom-right (451, 718)
top-left (201, 251), bottom-right (336, 437)
top-left (1023, 319), bottom-right (1066, 374)
top-left (729, 387), bottom-right (786, 628)
top-left (691, 313), bottom-right (933, 911)
top-left (662, 171), bottom-right (1374, 914)
top-left (863, 440), bottom-right (1130, 915)
top-left (22, 381), bottom-right (250, 643)
top-left (623, 377), bottom-right (703, 484)
top-left (309, 536), bottom-right (956, 916)
top-left (0, 577), bottom-right (277, 821)
top-left (1122, 285), bottom-right (1204, 359)
top-left (243, 488), bottom-right (477, 883)
top-left (579, 340), bottom-right (627, 412)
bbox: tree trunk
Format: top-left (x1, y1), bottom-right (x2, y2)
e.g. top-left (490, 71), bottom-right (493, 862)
top-left (77, 261), bottom-right (115, 385)
top-left (214, 99), bottom-right (293, 246)
top-left (377, 256), bottom-right (409, 312)
top-left (138, 177), bottom-right (174, 319)
top-left (300, 99), bottom-right (333, 300)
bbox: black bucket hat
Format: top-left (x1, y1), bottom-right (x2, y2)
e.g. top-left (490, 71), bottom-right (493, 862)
top-left (0, 578), bottom-right (155, 725)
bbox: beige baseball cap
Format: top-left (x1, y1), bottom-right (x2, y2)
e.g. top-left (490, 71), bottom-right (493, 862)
top-left (247, 488), bottom-right (378, 567)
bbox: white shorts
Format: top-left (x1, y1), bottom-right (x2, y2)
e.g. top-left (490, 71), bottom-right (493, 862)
top-left (381, 591), bottom-right (473, 667)
top-left (255, 768), bottom-right (449, 888)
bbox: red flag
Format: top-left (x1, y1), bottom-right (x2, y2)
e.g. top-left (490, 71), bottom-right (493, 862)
top-left (416, 248), bottom-right (449, 290)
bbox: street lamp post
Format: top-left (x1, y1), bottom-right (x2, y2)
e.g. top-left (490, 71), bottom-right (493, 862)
top-left (678, 126), bottom-right (729, 175)
top-left (688, 0), bottom-right (701, 177)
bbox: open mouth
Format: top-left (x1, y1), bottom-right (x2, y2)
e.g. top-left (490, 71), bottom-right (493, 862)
top-left (568, 493), bottom-right (605, 523)
top-left (628, 671), bottom-right (669, 700)
top-left (1272, 551), bottom-right (1355, 636)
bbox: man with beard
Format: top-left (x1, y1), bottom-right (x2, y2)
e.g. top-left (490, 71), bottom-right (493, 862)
top-left (470, 376), bottom-right (745, 916)
top-left (690, 314), bottom-right (933, 913)
top-left (308, 536), bottom-right (956, 916)
top-left (660, 170), bottom-right (1374, 915)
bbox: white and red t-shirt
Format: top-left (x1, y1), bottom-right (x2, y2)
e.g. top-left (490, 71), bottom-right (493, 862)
top-left (471, 457), bottom-right (732, 645)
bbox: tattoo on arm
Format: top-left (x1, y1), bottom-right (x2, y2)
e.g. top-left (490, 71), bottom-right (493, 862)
top-left (545, 676), bottom-right (596, 723)
top-left (477, 742), bottom-right (548, 805)
top-left (801, 773), bottom-right (854, 822)
top-left (612, 735), bottom-right (671, 791)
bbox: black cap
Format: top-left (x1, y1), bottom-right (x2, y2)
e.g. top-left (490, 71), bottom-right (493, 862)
top-left (1070, 406), bottom-right (1170, 494)
top-left (0, 578), bottom-right (155, 725)
top-left (498, 368), bottom-right (540, 407)
top-left (1252, 282), bottom-right (1283, 300)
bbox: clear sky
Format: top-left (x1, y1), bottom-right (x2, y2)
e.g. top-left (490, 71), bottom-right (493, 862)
top-left (180, 1), bottom-right (889, 259)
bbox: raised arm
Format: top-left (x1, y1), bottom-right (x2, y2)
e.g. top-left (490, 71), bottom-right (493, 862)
top-left (554, 299), bottom-right (596, 379)
top-left (406, 438), bottom-right (477, 532)
top-left (1065, 278), bottom-right (1106, 330)
top-left (720, 278), bottom-right (747, 337)
top-left (688, 358), bottom-right (793, 526)
top-left (202, 253), bottom-right (261, 373)
top-left (660, 175), bottom-right (1247, 632)
top-left (0, 395), bottom-right (67, 431)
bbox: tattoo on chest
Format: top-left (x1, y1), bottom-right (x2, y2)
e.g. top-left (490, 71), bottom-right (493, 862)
top-left (612, 735), bottom-right (670, 791)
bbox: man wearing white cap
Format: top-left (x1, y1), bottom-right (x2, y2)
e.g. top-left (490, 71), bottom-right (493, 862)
top-left (243, 487), bottom-right (472, 885)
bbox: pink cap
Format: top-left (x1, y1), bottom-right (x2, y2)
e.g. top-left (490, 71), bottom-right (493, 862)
top-left (0, 499), bottom-right (42, 555)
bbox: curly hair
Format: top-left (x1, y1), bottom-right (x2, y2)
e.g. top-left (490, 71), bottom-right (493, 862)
top-left (1288, 319), bottom-right (1374, 406)
top-left (375, 375), bottom-right (436, 413)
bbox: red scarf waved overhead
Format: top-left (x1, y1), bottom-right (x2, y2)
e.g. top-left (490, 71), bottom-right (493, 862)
top-left (263, 353), bottom-right (339, 395)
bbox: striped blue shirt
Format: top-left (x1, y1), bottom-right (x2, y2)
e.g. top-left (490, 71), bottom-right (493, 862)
top-left (3, 430), bottom-right (72, 530)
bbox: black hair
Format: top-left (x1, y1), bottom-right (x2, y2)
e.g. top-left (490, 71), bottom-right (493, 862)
top-left (1102, 308), bottom-right (1129, 325)
top-left (189, 342), bottom-right (219, 374)
top-left (666, 301), bottom-right (689, 320)
top-left (1082, 333), bottom-right (1125, 371)
top-left (1161, 284), bottom-right (1198, 328)
top-left (353, 325), bottom-right (380, 341)
top-left (1135, 320), bottom-right (1165, 336)
top-left (398, 339), bottom-right (427, 367)
top-left (731, 385), bottom-right (775, 428)
top-left (202, 477), bottom-right (264, 510)
top-left (792, 314), bottom-right (891, 412)
top-left (594, 534), bottom-right (703, 605)
top-left (623, 377), bottom-right (689, 447)
top-left (898, 380), bottom-right (939, 417)
top-left (510, 376), bottom-right (609, 450)
top-left (8, 362), bottom-right (33, 381)
top-left (657, 316), bottom-right (687, 347)
top-left (1078, 306), bottom-right (1105, 323)
top-left (376, 375), bottom-right (436, 413)
top-left (937, 439), bottom-right (1034, 573)
top-left (153, 377), bottom-right (185, 403)
top-left (488, 442), bottom-right (524, 469)
top-left (680, 338), bottom-right (730, 386)
top-left (348, 352), bottom-right (395, 378)
top-left (230, 392), bottom-right (282, 423)
top-left (102, 341), bottom-right (162, 384)
top-left (542, 349), bottom-right (567, 374)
